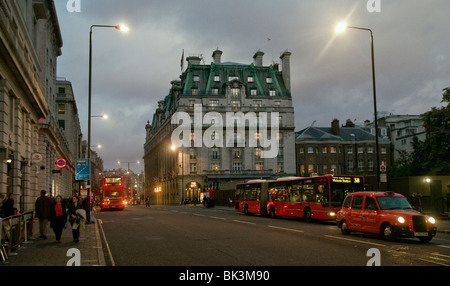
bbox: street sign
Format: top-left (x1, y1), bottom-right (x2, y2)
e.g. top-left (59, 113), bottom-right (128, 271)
top-left (380, 165), bottom-right (386, 173)
top-left (56, 158), bottom-right (67, 169)
top-left (76, 159), bottom-right (90, 181)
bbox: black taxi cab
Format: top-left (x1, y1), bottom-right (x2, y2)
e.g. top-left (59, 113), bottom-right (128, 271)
top-left (336, 191), bottom-right (437, 242)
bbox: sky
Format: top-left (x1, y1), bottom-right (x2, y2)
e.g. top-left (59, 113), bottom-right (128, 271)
top-left (54, 0), bottom-right (450, 173)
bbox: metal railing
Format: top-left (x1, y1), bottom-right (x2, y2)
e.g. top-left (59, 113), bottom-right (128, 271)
top-left (1, 211), bottom-right (34, 262)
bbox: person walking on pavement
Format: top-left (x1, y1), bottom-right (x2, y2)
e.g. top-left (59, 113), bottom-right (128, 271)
top-left (49, 195), bottom-right (67, 243)
top-left (35, 190), bottom-right (51, 239)
top-left (68, 196), bottom-right (83, 243)
top-left (2, 193), bottom-right (18, 217)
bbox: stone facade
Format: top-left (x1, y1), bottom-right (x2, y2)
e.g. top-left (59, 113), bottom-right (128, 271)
top-left (295, 119), bottom-right (392, 191)
top-left (144, 50), bottom-right (296, 205)
top-left (0, 1), bottom-right (80, 212)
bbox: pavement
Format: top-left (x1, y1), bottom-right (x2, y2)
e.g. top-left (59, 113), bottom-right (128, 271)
top-left (1, 213), bottom-right (105, 267)
top-left (1, 206), bottom-right (449, 267)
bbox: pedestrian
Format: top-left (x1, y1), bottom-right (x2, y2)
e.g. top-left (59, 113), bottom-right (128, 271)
top-left (145, 197), bottom-right (150, 207)
top-left (413, 192), bottom-right (423, 213)
top-left (68, 196), bottom-right (83, 243)
top-left (0, 193), bottom-right (6, 218)
top-left (49, 195), bottom-right (67, 243)
top-left (2, 193), bottom-right (18, 217)
top-left (35, 190), bottom-right (52, 239)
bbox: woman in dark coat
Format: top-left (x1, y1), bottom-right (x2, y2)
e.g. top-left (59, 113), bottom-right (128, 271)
top-left (67, 196), bottom-right (83, 243)
top-left (49, 195), bottom-right (67, 243)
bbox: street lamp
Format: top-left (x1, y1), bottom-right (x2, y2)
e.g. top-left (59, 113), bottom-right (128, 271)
top-left (335, 22), bottom-right (381, 191)
top-left (87, 24), bottom-right (128, 223)
top-left (91, 114), bottom-right (108, 119)
top-left (117, 160), bottom-right (140, 173)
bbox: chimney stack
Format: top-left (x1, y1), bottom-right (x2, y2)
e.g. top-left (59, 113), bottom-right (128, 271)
top-left (253, 51), bottom-right (264, 66)
top-left (280, 51), bottom-right (292, 92)
top-left (331, 119), bottom-right (340, 136)
top-left (186, 56), bottom-right (201, 65)
top-left (212, 49), bottom-right (223, 64)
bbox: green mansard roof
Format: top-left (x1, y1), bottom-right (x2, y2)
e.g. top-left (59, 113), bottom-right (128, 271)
top-left (179, 61), bottom-right (291, 98)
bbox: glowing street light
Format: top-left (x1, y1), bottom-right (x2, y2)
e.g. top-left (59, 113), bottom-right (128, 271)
top-left (87, 24), bottom-right (128, 223)
top-left (335, 21), bottom-right (381, 190)
top-left (335, 22), bottom-right (348, 33)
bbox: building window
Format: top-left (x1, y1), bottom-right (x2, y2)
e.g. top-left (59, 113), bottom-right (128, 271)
top-left (347, 146), bottom-right (353, 154)
top-left (231, 88), bottom-right (240, 98)
top-left (209, 100), bottom-right (219, 110)
top-left (191, 88), bottom-right (199, 95)
top-left (368, 159), bottom-right (374, 171)
top-left (322, 147), bottom-right (327, 153)
top-left (331, 165), bottom-right (337, 174)
top-left (255, 148), bottom-right (262, 159)
top-left (269, 90), bottom-right (277, 97)
top-left (58, 120), bottom-right (65, 130)
top-left (211, 163), bottom-right (220, 172)
top-left (367, 146), bottom-right (374, 153)
top-left (232, 162), bottom-right (242, 172)
top-left (348, 161), bottom-right (353, 172)
top-left (381, 147), bottom-right (387, 154)
top-left (277, 162), bottom-right (284, 173)
top-left (248, 76), bottom-right (254, 83)
top-left (190, 148), bottom-right (197, 159)
top-left (358, 146), bottom-right (364, 154)
top-left (358, 160), bottom-right (364, 171)
top-left (308, 164), bottom-right (314, 174)
top-left (300, 165), bottom-right (305, 175)
top-left (307, 147), bottom-right (314, 154)
top-left (228, 76), bottom-right (239, 81)
top-left (250, 89), bottom-right (257, 96)
top-left (277, 147), bottom-right (284, 159)
top-left (233, 150), bottom-right (241, 159)
top-left (58, 104), bottom-right (66, 114)
top-left (255, 162), bottom-right (263, 171)
top-left (190, 163), bottom-right (197, 173)
top-left (330, 146), bottom-right (337, 153)
top-left (193, 75), bottom-right (200, 82)
top-left (211, 148), bottom-right (220, 159)
top-left (323, 165), bottom-right (328, 174)
top-left (299, 147), bottom-right (304, 154)
top-left (231, 100), bottom-right (241, 110)
top-left (253, 100), bottom-right (262, 110)
top-left (211, 88), bottom-right (219, 95)
top-left (266, 77), bottom-right (273, 84)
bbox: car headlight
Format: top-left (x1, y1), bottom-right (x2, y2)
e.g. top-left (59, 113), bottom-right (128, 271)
top-left (428, 217), bottom-right (436, 224)
top-left (397, 217), bottom-right (406, 224)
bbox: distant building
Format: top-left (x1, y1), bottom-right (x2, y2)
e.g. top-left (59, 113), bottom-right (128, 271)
top-left (144, 50), bottom-right (296, 205)
top-left (377, 114), bottom-right (426, 162)
top-left (295, 119), bottom-right (391, 191)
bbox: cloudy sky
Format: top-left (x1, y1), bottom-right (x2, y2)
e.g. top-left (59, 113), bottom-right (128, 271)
top-left (54, 0), bottom-right (449, 173)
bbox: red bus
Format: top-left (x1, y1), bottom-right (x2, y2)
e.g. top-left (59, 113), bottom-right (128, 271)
top-left (100, 175), bottom-right (126, 211)
top-left (235, 175), bottom-right (365, 221)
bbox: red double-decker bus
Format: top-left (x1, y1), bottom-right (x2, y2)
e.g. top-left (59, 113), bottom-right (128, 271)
top-left (235, 175), bottom-right (365, 221)
top-left (100, 175), bottom-right (126, 211)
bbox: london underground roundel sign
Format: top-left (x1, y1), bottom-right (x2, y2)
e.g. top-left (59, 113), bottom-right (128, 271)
top-left (56, 158), bottom-right (67, 169)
